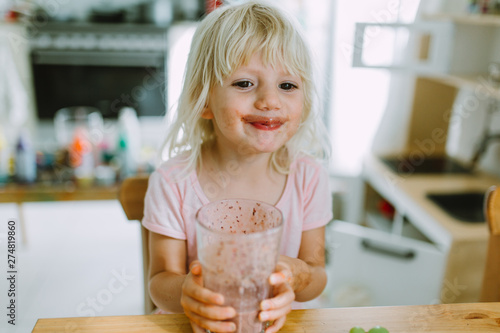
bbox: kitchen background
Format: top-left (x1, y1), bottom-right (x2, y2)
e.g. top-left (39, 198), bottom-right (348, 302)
top-left (1, 0), bottom-right (500, 332)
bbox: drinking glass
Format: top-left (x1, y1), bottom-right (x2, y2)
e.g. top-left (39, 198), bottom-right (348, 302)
top-left (196, 199), bottom-right (283, 333)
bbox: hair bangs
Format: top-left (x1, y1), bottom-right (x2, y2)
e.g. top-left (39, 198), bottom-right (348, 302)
top-left (212, 3), bottom-right (308, 84)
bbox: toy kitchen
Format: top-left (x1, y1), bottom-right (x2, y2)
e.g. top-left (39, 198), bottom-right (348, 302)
top-left (325, 0), bottom-right (500, 308)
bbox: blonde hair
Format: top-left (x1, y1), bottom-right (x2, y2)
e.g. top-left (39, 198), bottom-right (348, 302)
top-left (162, 0), bottom-right (330, 174)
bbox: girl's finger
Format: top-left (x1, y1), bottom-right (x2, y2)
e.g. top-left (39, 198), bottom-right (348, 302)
top-left (189, 261), bottom-right (202, 276)
top-left (259, 301), bottom-right (292, 323)
top-left (275, 259), bottom-right (292, 274)
top-left (260, 284), bottom-right (294, 312)
top-left (265, 315), bottom-right (287, 333)
top-left (183, 279), bottom-right (225, 305)
top-left (181, 295), bottom-right (236, 320)
top-left (269, 271), bottom-right (292, 285)
top-left (190, 321), bottom-right (207, 333)
top-left (185, 309), bottom-right (236, 333)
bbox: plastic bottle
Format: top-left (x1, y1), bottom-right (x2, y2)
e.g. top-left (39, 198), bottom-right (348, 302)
top-left (15, 129), bottom-right (37, 184)
top-left (0, 126), bottom-right (9, 184)
top-left (117, 107), bottom-right (140, 179)
top-left (117, 131), bottom-right (133, 180)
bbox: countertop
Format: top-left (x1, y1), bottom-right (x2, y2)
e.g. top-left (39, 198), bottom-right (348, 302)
top-left (32, 302), bottom-right (500, 332)
top-left (363, 154), bottom-right (500, 247)
top-left (0, 182), bottom-right (119, 203)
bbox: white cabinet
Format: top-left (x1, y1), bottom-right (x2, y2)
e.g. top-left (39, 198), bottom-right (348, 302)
top-left (326, 221), bottom-right (446, 307)
top-left (324, 177), bottom-right (449, 307)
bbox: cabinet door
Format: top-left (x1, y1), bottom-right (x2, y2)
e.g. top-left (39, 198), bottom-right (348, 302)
top-left (325, 221), bottom-right (446, 307)
top-left (352, 21), bottom-right (453, 73)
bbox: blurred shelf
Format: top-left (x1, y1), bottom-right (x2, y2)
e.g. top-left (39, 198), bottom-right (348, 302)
top-left (0, 182), bottom-right (119, 203)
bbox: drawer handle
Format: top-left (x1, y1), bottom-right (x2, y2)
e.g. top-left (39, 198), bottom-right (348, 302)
top-left (361, 239), bottom-right (416, 260)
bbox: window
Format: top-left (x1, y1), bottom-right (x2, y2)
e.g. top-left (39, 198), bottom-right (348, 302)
top-left (328, 0), bottom-right (421, 176)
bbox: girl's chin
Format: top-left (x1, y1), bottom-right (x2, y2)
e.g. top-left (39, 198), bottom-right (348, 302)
top-left (223, 133), bottom-right (291, 155)
top-left (243, 144), bottom-right (285, 155)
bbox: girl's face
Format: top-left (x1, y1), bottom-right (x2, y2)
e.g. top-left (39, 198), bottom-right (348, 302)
top-left (202, 52), bottom-right (304, 156)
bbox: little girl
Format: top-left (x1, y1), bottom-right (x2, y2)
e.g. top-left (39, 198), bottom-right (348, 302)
top-left (142, 1), bottom-right (333, 332)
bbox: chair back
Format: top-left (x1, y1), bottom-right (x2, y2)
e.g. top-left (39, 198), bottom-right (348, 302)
top-left (119, 175), bottom-right (149, 220)
top-left (118, 175), bottom-right (155, 313)
top-left (480, 185), bottom-right (500, 302)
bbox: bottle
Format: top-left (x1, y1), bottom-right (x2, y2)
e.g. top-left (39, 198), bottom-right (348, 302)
top-left (117, 107), bottom-right (140, 179)
top-left (468, 0), bottom-right (480, 13)
top-left (0, 126), bottom-right (9, 185)
top-left (117, 131), bottom-right (133, 180)
top-left (15, 129), bottom-right (37, 184)
top-left (70, 127), bottom-right (94, 186)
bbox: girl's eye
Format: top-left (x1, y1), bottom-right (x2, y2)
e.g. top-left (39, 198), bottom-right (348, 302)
top-left (279, 82), bottom-right (298, 91)
top-left (233, 81), bottom-right (253, 88)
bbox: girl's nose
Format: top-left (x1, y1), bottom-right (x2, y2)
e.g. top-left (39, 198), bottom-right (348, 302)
top-left (254, 87), bottom-right (281, 111)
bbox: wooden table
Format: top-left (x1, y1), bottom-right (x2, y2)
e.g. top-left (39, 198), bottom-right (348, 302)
top-left (32, 302), bottom-right (500, 332)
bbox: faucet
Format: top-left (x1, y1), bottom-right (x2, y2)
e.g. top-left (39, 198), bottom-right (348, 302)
top-left (469, 63), bottom-right (500, 169)
top-left (470, 132), bottom-right (500, 169)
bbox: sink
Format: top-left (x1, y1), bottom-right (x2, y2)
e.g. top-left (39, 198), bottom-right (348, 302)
top-left (426, 192), bottom-right (486, 223)
top-left (381, 156), bottom-right (472, 175)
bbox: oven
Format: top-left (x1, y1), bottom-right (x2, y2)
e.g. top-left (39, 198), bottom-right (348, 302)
top-left (30, 23), bottom-right (168, 119)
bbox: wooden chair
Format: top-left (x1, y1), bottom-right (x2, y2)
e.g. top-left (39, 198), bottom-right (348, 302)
top-left (118, 175), bottom-right (155, 314)
top-left (480, 185), bottom-right (500, 302)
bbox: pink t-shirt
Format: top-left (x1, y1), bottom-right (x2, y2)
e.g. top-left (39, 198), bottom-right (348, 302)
top-left (142, 154), bottom-right (333, 269)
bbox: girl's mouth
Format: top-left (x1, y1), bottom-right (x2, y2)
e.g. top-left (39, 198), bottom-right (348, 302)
top-left (242, 115), bottom-right (285, 131)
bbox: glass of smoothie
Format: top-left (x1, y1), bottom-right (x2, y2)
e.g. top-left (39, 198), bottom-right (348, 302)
top-left (196, 199), bottom-right (283, 333)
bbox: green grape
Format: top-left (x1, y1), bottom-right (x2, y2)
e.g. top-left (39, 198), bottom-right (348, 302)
top-left (368, 326), bottom-right (389, 333)
top-left (349, 327), bottom-right (366, 333)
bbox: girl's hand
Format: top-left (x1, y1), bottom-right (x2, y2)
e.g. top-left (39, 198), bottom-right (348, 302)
top-left (181, 261), bottom-right (237, 332)
top-left (259, 261), bottom-right (295, 333)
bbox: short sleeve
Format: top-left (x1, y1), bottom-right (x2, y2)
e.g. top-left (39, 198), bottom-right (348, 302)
top-left (302, 164), bottom-right (333, 231)
top-left (142, 169), bottom-right (187, 240)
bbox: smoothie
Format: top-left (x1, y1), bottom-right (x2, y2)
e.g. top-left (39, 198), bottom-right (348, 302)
top-left (196, 199), bottom-right (283, 333)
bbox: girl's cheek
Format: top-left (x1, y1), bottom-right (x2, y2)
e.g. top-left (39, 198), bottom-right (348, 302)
top-left (291, 113), bottom-right (303, 128)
